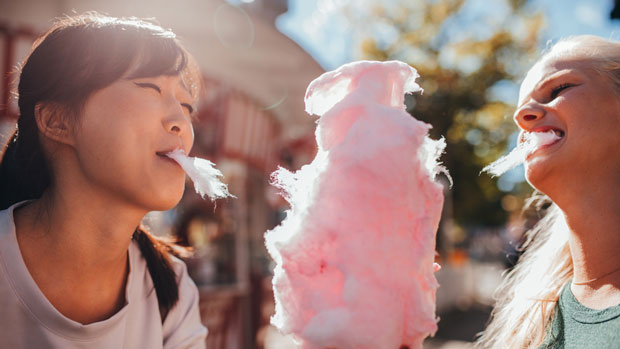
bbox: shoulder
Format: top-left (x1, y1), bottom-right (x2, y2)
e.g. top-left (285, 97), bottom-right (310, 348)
top-left (0, 201), bottom-right (35, 239)
top-left (168, 253), bottom-right (192, 281)
top-left (167, 254), bottom-right (202, 304)
top-left (0, 206), bottom-right (11, 219)
top-left (0, 202), bottom-right (24, 265)
top-left (163, 253), bottom-right (207, 348)
top-left (0, 202), bottom-right (19, 236)
top-left (129, 240), bottom-right (207, 348)
top-left (0, 209), bottom-right (10, 236)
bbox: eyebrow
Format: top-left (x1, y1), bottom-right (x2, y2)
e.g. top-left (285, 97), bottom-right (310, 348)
top-left (518, 69), bottom-right (581, 108)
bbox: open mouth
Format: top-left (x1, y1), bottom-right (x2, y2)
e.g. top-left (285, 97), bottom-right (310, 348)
top-left (550, 129), bottom-right (565, 138)
top-left (156, 152), bottom-right (173, 160)
top-left (523, 129), bottom-right (565, 160)
top-left (522, 128), bottom-right (565, 144)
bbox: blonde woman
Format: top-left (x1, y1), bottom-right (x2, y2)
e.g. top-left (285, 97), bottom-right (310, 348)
top-left (477, 35), bottom-right (620, 348)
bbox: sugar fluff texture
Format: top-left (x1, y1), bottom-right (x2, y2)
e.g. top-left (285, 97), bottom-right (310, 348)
top-left (165, 149), bottom-right (231, 200)
top-left (265, 60), bottom-right (447, 349)
top-left (482, 131), bottom-right (561, 177)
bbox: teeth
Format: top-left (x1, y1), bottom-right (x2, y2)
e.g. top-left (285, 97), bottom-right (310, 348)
top-left (533, 130), bottom-right (564, 138)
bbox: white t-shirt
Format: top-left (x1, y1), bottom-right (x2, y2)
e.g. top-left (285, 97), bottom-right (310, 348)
top-left (0, 202), bottom-right (207, 348)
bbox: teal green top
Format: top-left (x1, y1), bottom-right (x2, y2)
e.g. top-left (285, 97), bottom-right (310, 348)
top-left (540, 282), bottom-right (620, 348)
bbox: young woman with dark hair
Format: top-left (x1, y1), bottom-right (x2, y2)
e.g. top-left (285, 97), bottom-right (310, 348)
top-left (0, 13), bottom-right (207, 347)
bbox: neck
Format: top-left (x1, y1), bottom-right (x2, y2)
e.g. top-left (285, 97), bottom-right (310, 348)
top-left (11, 152), bottom-right (154, 324)
top-left (556, 184), bottom-right (620, 287)
top-left (15, 181), bottom-right (146, 277)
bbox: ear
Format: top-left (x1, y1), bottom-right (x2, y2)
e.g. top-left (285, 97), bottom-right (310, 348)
top-left (34, 102), bottom-right (75, 146)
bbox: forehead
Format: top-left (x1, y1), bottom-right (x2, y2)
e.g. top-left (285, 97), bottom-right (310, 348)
top-left (518, 46), bottom-right (594, 104)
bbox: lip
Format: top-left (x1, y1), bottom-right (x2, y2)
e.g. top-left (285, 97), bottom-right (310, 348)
top-left (526, 140), bottom-right (561, 160)
top-left (524, 128), bottom-right (566, 160)
top-left (156, 148), bottom-right (184, 169)
top-left (530, 125), bottom-right (565, 137)
top-left (156, 146), bottom-right (185, 156)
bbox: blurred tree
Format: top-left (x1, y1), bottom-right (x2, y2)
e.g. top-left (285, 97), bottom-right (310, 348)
top-left (337, 0), bottom-right (544, 228)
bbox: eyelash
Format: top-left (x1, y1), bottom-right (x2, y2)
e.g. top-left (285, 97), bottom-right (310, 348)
top-left (550, 83), bottom-right (572, 99)
top-left (182, 103), bottom-right (195, 114)
top-left (135, 82), bottom-right (194, 114)
top-left (136, 82), bottom-right (161, 93)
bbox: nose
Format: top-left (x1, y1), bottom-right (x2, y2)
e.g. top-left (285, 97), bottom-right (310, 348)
top-left (514, 102), bottom-right (545, 129)
top-left (163, 112), bottom-right (191, 134)
top-left (162, 104), bottom-right (194, 145)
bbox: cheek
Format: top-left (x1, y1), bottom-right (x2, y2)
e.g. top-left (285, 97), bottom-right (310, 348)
top-left (78, 113), bottom-right (139, 159)
top-left (187, 126), bottom-right (195, 151)
top-left (75, 99), bottom-right (160, 180)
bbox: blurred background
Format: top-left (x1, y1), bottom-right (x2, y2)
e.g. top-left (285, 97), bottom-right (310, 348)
top-left (2, 0), bottom-right (620, 348)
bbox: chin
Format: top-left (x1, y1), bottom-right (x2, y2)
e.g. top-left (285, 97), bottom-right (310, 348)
top-left (149, 186), bottom-right (186, 212)
top-left (524, 163), bottom-right (553, 194)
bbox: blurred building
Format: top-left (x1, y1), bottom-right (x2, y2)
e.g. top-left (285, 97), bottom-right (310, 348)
top-left (0, 0), bottom-right (324, 347)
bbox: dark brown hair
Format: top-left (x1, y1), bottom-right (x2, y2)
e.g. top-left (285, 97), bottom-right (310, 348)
top-left (0, 12), bottom-right (201, 317)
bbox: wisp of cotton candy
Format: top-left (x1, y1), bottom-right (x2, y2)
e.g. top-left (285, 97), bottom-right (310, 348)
top-left (265, 60), bottom-right (447, 349)
top-left (165, 149), bottom-right (231, 200)
top-left (482, 131), bottom-right (561, 177)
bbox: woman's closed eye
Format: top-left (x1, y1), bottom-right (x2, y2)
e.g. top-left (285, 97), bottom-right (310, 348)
top-left (134, 82), bottom-right (161, 93)
top-left (135, 81), bottom-right (193, 114)
top-left (549, 83), bottom-right (573, 100)
top-left (181, 103), bottom-right (194, 114)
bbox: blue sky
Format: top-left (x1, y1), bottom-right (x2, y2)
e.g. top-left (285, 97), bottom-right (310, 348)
top-left (276, 0), bottom-right (353, 69)
top-left (277, 0), bottom-right (620, 70)
top-left (533, 0), bottom-right (620, 40)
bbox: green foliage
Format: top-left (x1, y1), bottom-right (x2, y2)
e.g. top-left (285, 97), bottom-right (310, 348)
top-left (342, 0), bottom-right (544, 227)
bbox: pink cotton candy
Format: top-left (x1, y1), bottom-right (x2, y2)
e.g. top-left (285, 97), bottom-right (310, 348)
top-left (265, 60), bottom-right (447, 349)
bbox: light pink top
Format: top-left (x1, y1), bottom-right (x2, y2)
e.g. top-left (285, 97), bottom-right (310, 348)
top-left (0, 202), bottom-right (207, 348)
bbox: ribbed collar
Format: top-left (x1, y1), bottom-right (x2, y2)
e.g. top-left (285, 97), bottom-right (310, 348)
top-left (562, 281), bottom-right (620, 324)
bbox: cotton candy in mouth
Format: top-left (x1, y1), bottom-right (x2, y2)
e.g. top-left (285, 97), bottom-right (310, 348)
top-left (482, 130), bottom-right (562, 177)
top-left (165, 149), bottom-right (232, 200)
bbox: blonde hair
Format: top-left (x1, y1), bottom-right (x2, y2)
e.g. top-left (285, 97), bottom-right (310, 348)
top-left (477, 35), bottom-right (620, 348)
top-left (476, 199), bottom-right (571, 348)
